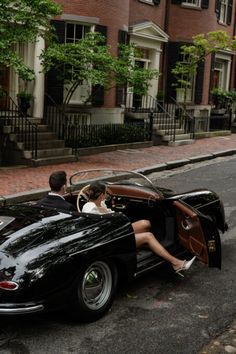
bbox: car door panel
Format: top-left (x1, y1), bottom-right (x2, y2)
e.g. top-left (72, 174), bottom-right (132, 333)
top-left (174, 200), bottom-right (221, 269)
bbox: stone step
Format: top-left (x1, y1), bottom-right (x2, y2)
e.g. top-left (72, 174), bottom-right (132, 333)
top-left (24, 147), bottom-right (73, 159)
top-left (16, 131), bottom-right (58, 141)
top-left (154, 128), bottom-right (185, 135)
top-left (29, 155), bottom-right (78, 167)
top-left (168, 139), bottom-right (195, 146)
top-left (27, 117), bottom-right (44, 124)
top-left (5, 124), bottom-right (49, 133)
top-left (37, 139), bottom-right (65, 149)
top-left (162, 133), bottom-right (192, 141)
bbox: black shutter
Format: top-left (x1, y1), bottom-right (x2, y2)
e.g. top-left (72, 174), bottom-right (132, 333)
top-left (153, 0), bottom-right (160, 5)
top-left (208, 53), bottom-right (216, 102)
top-left (116, 30), bottom-right (128, 106)
top-left (118, 30), bottom-right (128, 46)
top-left (227, 0), bottom-right (233, 25)
top-left (92, 25), bottom-right (107, 105)
top-left (92, 85), bottom-right (104, 106)
top-left (46, 20), bottom-right (65, 104)
top-left (171, 0), bottom-right (182, 4)
top-left (215, 0), bottom-right (221, 19)
top-left (194, 60), bottom-right (205, 104)
top-left (95, 24), bottom-right (107, 44)
top-left (166, 42), bottom-right (182, 101)
top-left (201, 0), bottom-right (209, 9)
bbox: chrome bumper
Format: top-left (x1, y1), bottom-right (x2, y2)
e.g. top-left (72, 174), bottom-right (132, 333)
top-left (0, 303), bottom-right (44, 315)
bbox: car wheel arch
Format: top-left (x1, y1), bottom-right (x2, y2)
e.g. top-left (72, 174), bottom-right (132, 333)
top-left (67, 258), bottom-right (119, 322)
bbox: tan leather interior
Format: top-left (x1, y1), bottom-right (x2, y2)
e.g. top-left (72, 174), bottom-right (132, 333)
top-left (106, 184), bottom-right (161, 200)
top-left (174, 200), bottom-right (209, 264)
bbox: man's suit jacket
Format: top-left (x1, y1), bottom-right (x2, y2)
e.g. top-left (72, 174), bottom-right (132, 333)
top-left (36, 194), bottom-right (76, 211)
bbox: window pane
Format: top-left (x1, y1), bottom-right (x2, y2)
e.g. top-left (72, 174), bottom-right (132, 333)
top-left (75, 25), bottom-right (83, 40)
top-left (182, 0), bottom-right (200, 5)
top-left (66, 24), bottom-right (75, 41)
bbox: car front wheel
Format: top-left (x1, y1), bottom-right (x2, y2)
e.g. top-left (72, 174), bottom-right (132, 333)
top-left (69, 260), bottom-right (117, 322)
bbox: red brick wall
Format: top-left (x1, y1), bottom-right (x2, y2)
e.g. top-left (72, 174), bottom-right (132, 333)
top-left (56, 0), bottom-right (130, 108)
top-left (129, 0), bottom-right (166, 29)
top-left (168, 2), bottom-right (235, 41)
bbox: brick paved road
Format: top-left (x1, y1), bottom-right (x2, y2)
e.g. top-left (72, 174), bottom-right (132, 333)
top-left (0, 135), bottom-right (236, 197)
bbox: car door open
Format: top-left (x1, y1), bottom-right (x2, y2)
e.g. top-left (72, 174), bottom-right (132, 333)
top-left (174, 200), bottom-right (221, 269)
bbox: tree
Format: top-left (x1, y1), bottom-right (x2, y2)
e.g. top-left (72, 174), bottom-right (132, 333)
top-left (0, 0), bottom-right (61, 82)
top-left (41, 31), bottom-right (159, 105)
top-left (171, 30), bottom-right (236, 105)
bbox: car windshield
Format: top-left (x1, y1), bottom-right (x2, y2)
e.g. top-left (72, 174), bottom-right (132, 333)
top-left (69, 169), bottom-right (159, 193)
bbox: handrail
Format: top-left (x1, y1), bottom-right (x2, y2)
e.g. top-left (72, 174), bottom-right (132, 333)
top-left (0, 95), bottom-right (38, 159)
top-left (124, 93), bottom-right (195, 142)
top-left (44, 93), bottom-right (65, 139)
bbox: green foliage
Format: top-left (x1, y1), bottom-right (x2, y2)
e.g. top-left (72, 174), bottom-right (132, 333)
top-left (65, 123), bottom-right (149, 148)
top-left (42, 32), bottom-right (159, 104)
top-left (211, 88), bottom-right (236, 110)
top-left (0, 0), bottom-right (61, 81)
top-left (17, 91), bottom-right (34, 100)
top-left (171, 30), bottom-right (236, 103)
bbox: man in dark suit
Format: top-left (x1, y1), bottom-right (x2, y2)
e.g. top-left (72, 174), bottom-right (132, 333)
top-left (36, 171), bottom-right (76, 211)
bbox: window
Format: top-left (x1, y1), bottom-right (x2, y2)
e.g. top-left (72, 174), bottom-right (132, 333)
top-left (65, 23), bottom-right (90, 43)
top-left (64, 23), bottom-right (92, 104)
top-left (176, 52), bottom-right (196, 103)
top-left (138, 0), bottom-right (154, 4)
top-left (182, 0), bottom-right (201, 7)
top-left (219, 0), bottom-right (227, 23)
top-left (213, 55), bottom-right (231, 91)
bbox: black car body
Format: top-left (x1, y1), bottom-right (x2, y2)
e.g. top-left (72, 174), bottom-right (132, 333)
top-left (0, 169), bottom-right (227, 321)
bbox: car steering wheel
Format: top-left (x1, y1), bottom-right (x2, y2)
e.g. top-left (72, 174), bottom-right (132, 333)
top-left (77, 184), bottom-right (90, 212)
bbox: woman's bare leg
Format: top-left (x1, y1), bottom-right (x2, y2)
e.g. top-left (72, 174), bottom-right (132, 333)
top-left (135, 232), bottom-right (184, 269)
top-left (132, 220), bottom-right (151, 234)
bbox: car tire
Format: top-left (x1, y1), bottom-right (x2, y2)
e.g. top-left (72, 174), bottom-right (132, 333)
top-left (69, 260), bottom-right (118, 322)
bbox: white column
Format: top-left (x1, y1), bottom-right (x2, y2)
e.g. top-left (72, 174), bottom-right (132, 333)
top-left (33, 36), bottom-right (45, 118)
top-left (148, 48), bottom-right (161, 98)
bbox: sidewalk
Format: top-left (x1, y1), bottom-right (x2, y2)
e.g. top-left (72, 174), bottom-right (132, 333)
top-left (1, 134), bottom-right (236, 198)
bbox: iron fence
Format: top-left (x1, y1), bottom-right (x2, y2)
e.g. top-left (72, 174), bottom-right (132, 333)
top-left (64, 121), bottom-right (150, 153)
top-left (209, 114), bottom-right (231, 131)
top-left (0, 95), bottom-right (38, 159)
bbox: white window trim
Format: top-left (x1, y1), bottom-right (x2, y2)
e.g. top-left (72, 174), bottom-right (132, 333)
top-left (214, 52), bottom-right (232, 90)
top-left (219, 0), bottom-right (228, 24)
top-left (182, 0), bottom-right (201, 9)
top-left (138, 0), bottom-right (154, 5)
top-left (64, 23), bottom-right (94, 105)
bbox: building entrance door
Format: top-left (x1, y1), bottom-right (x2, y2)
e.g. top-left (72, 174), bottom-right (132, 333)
top-left (0, 65), bottom-right (9, 108)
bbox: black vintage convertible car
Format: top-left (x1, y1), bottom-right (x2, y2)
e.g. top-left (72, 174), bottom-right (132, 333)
top-left (0, 169), bottom-right (227, 321)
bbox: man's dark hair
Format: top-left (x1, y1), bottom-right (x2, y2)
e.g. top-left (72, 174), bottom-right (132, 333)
top-left (49, 171), bottom-right (67, 192)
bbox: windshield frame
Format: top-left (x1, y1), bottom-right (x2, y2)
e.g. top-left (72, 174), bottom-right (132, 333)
top-left (69, 168), bottom-right (160, 194)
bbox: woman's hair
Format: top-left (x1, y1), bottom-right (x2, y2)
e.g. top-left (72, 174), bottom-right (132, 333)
top-left (86, 182), bottom-right (106, 201)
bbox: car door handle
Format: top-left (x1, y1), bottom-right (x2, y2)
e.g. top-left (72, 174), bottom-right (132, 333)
top-left (115, 204), bottom-right (126, 210)
top-left (181, 219), bottom-right (191, 231)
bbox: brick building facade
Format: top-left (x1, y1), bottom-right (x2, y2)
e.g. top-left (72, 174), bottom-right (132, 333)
top-left (1, 0), bottom-right (235, 123)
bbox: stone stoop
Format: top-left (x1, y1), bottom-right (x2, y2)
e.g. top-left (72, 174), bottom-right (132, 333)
top-left (152, 127), bottom-right (195, 146)
top-left (5, 116), bottom-right (78, 166)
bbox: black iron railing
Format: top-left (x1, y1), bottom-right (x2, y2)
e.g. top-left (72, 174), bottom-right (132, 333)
top-left (44, 94), bottom-right (65, 139)
top-left (64, 121), bottom-right (150, 153)
top-left (209, 114), bottom-right (231, 131)
top-left (0, 95), bottom-right (38, 159)
top-left (44, 95), bottom-right (150, 153)
top-left (125, 93), bottom-right (195, 142)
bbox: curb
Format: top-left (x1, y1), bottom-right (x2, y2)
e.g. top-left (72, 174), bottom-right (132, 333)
top-left (1, 148), bottom-right (236, 206)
